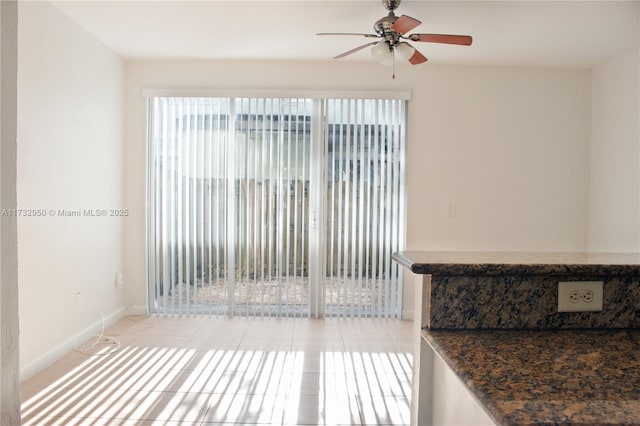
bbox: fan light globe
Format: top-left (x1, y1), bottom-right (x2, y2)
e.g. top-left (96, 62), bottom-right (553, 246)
top-left (395, 42), bottom-right (415, 62)
top-left (371, 42), bottom-right (394, 66)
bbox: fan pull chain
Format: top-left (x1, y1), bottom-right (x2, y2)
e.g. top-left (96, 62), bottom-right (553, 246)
top-left (392, 48), bottom-right (396, 79)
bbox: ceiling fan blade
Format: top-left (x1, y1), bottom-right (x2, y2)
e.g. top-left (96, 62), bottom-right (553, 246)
top-left (317, 32), bottom-right (379, 38)
top-left (334, 41), bottom-right (379, 59)
top-left (408, 49), bottom-right (428, 65)
top-left (409, 34), bottom-right (473, 46)
top-left (391, 15), bottom-right (422, 34)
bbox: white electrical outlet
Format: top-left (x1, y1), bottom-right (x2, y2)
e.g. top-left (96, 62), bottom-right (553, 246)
top-left (558, 281), bottom-right (603, 312)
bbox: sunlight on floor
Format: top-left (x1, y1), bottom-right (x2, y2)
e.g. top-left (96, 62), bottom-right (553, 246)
top-left (21, 317), bottom-right (413, 425)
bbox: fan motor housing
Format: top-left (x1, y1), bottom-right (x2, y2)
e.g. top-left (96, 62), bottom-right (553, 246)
top-left (374, 14), bottom-right (401, 45)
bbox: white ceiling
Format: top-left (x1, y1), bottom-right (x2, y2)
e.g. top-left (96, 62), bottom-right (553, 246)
top-left (50, 0), bottom-right (639, 68)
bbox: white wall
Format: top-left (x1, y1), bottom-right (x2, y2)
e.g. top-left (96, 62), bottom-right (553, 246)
top-left (405, 66), bottom-right (591, 252)
top-left (17, 1), bottom-right (125, 380)
top-left (589, 48), bottom-right (640, 252)
top-left (125, 60), bottom-right (592, 306)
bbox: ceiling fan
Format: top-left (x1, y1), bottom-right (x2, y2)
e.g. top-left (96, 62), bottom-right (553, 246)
top-left (318, 0), bottom-right (472, 78)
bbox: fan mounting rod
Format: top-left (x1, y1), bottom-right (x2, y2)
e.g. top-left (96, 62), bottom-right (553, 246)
top-left (383, 0), bottom-right (401, 11)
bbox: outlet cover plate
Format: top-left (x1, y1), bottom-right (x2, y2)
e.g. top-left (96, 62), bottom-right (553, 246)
top-left (558, 281), bottom-right (603, 312)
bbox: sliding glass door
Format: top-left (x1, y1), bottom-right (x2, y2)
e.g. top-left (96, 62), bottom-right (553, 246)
top-left (322, 99), bottom-right (405, 318)
top-left (147, 96), bottom-right (405, 318)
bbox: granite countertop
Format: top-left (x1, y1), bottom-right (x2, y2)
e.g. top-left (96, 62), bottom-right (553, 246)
top-left (393, 251), bottom-right (640, 276)
top-left (424, 328), bottom-right (640, 425)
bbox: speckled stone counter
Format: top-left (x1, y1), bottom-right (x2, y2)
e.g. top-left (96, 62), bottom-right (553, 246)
top-left (393, 251), bottom-right (640, 425)
top-left (424, 329), bottom-right (640, 425)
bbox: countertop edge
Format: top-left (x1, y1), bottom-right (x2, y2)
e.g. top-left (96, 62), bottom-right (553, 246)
top-left (393, 251), bottom-right (640, 277)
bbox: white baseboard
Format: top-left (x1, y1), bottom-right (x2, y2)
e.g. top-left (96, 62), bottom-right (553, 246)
top-left (20, 305), bottom-right (126, 383)
top-left (127, 304), bottom-right (149, 316)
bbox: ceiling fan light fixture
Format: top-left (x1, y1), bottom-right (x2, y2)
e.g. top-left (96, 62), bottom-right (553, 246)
top-left (395, 42), bottom-right (415, 62)
top-left (371, 41), bottom-right (394, 65)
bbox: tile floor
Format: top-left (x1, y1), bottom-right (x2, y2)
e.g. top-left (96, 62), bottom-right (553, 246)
top-left (21, 316), bottom-right (413, 425)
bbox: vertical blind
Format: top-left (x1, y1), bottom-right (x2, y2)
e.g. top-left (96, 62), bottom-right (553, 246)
top-left (147, 96), bottom-right (406, 318)
top-left (322, 99), bottom-right (405, 318)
